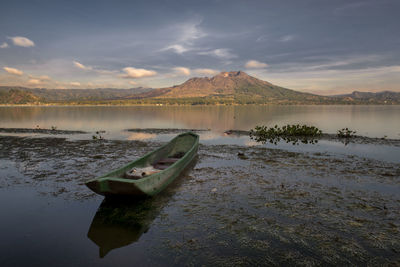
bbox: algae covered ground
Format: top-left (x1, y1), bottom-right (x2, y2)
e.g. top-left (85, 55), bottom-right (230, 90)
top-left (0, 133), bottom-right (399, 266)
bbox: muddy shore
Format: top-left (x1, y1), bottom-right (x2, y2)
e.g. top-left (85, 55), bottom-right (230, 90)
top-left (0, 133), bottom-right (399, 265)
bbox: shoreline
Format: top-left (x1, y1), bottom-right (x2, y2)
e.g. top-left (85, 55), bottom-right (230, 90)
top-left (1, 127), bottom-right (400, 146)
top-left (1, 103), bottom-right (400, 107)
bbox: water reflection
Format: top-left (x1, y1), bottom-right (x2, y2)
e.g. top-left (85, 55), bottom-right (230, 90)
top-left (1, 105), bottom-right (399, 138)
top-left (87, 196), bottom-right (164, 258)
top-left (126, 132), bottom-right (157, 141)
top-left (250, 135), bottom-right (319, 145)
top-left (87, 158), bottom-right (198, 258)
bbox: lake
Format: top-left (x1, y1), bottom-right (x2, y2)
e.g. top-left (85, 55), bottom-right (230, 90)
top-left (0, 105), bottom-right (399, 266)
top-left (1, 105), bottom-right (400, 138)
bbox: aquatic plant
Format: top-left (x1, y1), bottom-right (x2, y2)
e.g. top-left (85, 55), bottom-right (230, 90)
top-left (337, 128), bottom-right (356, 138)
top-left (92, 131), bottom-right (105, 140)
top-left (249, 124), bottom-right (322, 145)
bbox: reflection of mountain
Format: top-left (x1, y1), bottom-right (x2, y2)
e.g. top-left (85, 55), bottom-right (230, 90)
top-left (0, 105), bottom-right (316, 132)
top-left (87, 197), bottom-right (162, 258)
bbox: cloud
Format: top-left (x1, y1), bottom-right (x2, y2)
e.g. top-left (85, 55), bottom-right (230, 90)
top-left (121, 67), bottom-right (157, 78)
top-left (0, 42), bottom-right (8, 48)
top-left (213, 49), bottom-right (237, 59)
top-left (276, 54), bottom-right (383, 73)
top-left (73, 60), bottom-right (117, 75)
top-left (173, 67), bottom-right (191, 76)
top-left (333, 1), bottom-right (377, 15)
top-left (161, 44), bottom-right (189, 54)
top-left (279, 35), bottom-right (295, 42)
top-left (7, 36), bottom-right (35, 47)
top-left (256, 35), bottom-right (268, 43)
top-left (161, 17), bottom-right (206, 54)
top-left (28, 79), bottom-right (42, 85)
top-left (70, 82), bottom-right (81, 87)
top-left (245, 60), bottom-right (268, 69)
top-left (28, 75), bottom-right (51, 81)
top-left (198, 48), bottom-right (237, 59)
top-left (254, 64), bottom-right (400, 94)
top-left (95, 69), bottom-right (117, 75)
top-left (73, 61), bottom-right (92, 70)
top-left (194, 68), bottom-right (219, 76)
top-left (38, 75), bottom-right (51, 81)
top-left (3, 67), bottom-right (24, 76)
top-left (178, 18), bottom-right (206, 43)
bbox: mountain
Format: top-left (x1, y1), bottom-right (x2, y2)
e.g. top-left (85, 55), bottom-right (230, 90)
top-left (130, 71), bottom-right (329, 104)
top-left (0, 88), bottom-right (40, 104)
top-left (332, 91), bottom-right (400, 104)
top-left (1, 72), bottom-right (399, 104)
top-left (0, 86), bottom-right (152, 103)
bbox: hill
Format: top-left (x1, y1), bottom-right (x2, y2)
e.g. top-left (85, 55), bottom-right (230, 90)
top-left (0, 86), bottom-right (152, 103)
top-left (0, 89), bottom-right (40, 104)
top-left (0, 72), bottom-right (399, 105)
top-left (129, 71), bottom-right (330, 104)
top-left (332, 91), bottom-right (400, 104)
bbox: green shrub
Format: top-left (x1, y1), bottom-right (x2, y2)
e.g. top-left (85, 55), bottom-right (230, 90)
top-left (337, 128), bottom-right (356, 138)
top-left (249, 124), bottom-right (322, 145)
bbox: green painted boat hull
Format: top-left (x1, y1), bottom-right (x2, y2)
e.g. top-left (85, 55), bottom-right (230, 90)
top-left (85, 132), bottom-right (199, 197)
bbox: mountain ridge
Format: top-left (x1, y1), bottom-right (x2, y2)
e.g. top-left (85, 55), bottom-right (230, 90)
top-left (130, 71), bottom-right (325, 103)
top-left (1, 71), bottom-right (399, 104)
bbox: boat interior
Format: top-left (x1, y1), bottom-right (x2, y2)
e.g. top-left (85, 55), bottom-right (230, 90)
top-left (122, 133), bottom-right (198, 180)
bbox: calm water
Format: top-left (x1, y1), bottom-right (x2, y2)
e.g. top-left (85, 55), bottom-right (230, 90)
top-left (1, 106), bottom-right (400, 266)
top-left (1, 105), bottom-right (400, 138)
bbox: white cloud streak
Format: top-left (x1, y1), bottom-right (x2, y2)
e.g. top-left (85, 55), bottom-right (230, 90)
top-left (28, 79), bottom-right (42, 85)
top-left (279, 35), bottom-right (295, 42)
top-left (0, 42), bottom-right (9, 48)
top-left (198, 48), bottom-right (237, 59)
top-left (161, 17), bottom-right (206, 54)
top-left (173, 67), bottom-right (191, 76)
top-left (194, 68), bottom-right (219, 76)
top-left (121, 67), bottom-right (157, 78)
top-left (7, 36), bottom-right (35, 47)
top-left (70, 82), bottom-right (81, 87)
top-left (73, 61), bottom-right (92, 70)
top-left (3, 67), bottom-right (24, 76)
top-left (161, 44), bottom-right (189, 54)
top-left (245, 60), bottom-right (268, 69)
top-left (28, 75), bottom-right (51, 81)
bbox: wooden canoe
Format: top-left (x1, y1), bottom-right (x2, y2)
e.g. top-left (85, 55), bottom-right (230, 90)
top-left (85, 132), bottom-right (199, 197)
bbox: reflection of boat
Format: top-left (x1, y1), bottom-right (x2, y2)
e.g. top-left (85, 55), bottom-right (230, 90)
top-left (87, 159), bottom-right (197, 258)
top-left (87, 197), bottom-right (161, 258)
top-left (86, 132), bottom-right (199, 196)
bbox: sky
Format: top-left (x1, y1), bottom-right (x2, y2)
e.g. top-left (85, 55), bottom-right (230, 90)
top-left (1, 0), bottom-right (400, 95)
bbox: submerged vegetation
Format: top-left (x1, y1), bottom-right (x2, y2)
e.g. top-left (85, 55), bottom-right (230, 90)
top-left (1, 135), bottom-right (399, 265)
top-left (250, 124), bottom-right (322, 145)
top-left (337, 127), bottom-right (357, 138)
top-left (92, 131), bottom-right (105, 140)
top-left (249, 125), bottom-right (390, 146)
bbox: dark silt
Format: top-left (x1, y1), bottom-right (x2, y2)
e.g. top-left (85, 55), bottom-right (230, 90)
top-left (0, 134), bottom-right (399, 266)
